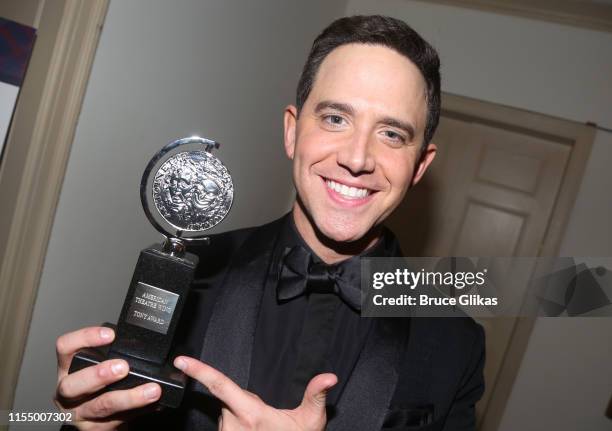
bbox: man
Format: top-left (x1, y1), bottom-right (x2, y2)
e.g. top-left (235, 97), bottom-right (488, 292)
top-left (54, 15), bottom-right (485, 430)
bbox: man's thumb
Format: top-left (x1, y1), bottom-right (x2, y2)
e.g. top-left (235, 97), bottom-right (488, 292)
top-left (299, 373), bottom-right (338, 417)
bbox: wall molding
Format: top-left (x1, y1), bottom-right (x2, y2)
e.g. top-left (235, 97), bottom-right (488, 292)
top-left (0, 0), bottom-right (109, 411)
top-left (414, 0), bottom-right (612, 33)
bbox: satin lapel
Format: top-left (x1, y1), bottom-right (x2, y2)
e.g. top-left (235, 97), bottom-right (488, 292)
top-left (187, 219), bottom-right (282, 430)
top-left (329, 317), bottom-right (409, 431)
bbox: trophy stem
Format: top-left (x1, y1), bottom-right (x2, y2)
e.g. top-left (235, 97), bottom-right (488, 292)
top-left (163, 237), bottom-right (186, 257)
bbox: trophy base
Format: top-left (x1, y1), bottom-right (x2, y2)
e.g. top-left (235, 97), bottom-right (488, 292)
top-left (68, 323), bottom-right (186, 408)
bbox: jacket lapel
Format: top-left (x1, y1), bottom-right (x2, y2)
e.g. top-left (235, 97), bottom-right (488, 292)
top-left (186, 218), bottom-right (282, 430)
top-left (327, 228), bottom-right (411, 431)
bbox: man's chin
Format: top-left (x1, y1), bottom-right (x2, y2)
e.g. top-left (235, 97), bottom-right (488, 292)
top-left (316, 221), bottom-right (373, 245)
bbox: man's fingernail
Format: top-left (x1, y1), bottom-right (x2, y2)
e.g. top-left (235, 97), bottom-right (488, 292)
top-left (111, 361), bottom-right (126, 375)
top-left (174, 358), bottom-right (187, 371)
top-left (100, 328), bottom-right (113, 339)
top-left (143, 384), bottom-right (160, 400)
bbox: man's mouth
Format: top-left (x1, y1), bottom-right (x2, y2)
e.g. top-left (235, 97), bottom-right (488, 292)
top-left (324, 178), bottom-right (371, 200)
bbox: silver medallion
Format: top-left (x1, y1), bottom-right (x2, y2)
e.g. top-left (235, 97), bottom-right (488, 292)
top-left (141, 137), bottom-right (233, 240)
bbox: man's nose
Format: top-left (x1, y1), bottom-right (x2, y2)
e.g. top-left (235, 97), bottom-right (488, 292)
top-left (336, 130), bottom-right (375, 175)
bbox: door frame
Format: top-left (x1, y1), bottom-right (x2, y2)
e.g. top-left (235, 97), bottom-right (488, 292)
top-left (0, 0), bottom-right (109, 411)
top-left (440, 94), bottom-right (596, 430)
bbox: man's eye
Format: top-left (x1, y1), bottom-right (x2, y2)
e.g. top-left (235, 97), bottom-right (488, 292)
top-left (324, 115), bottom-right (345, 126)
top-left (383, 130), bottom-right (405, 143)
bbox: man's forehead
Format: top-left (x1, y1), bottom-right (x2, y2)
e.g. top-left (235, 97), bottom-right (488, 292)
top-left (307, 43), bottom-right (427, 123)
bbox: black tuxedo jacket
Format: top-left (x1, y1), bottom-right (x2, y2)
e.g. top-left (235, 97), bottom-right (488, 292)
top-left (137, 216), bottom-right (485, 431)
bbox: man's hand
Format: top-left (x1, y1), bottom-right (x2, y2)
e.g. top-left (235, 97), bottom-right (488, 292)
top-left (54, 326), bottom-right (162, 430)
top-left (174, 356), bottom-right (337, 431)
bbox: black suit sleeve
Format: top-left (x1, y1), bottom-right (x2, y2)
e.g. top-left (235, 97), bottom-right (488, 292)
top-left (442, 322), bottom-right (486, 431)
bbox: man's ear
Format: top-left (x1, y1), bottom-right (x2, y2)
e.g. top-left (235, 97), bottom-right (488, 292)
top-left (411, 142), bottom-right (437, 186)
top-left (284, 105), bottom-right (298, 160)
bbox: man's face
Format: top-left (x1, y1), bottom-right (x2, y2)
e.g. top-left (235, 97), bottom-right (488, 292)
top-left (284, 43), bottom-right (436, 244)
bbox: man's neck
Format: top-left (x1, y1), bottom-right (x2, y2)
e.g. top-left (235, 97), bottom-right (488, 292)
top-left (291, 201), bottom-right (382, 265)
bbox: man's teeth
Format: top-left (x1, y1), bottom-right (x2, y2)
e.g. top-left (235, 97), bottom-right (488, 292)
top-left (326, 180), bottom-right (369, 199)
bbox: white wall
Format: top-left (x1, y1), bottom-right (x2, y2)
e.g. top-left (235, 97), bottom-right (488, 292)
top-left (12, 0), bottom-right (346, 426)
top-left (347, 0), bottom-right (612, 130)
top-left (344, 1), bottom-right (612, 430)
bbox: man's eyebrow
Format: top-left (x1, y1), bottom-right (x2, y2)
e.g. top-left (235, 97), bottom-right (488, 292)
top-left (314, 100), bottom-right (355, 116)
top-left (380, 116), bottom-right (415, 142)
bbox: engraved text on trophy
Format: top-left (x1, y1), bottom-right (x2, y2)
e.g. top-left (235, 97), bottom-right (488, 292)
top-left (125, 282), bottom-right (179, 334)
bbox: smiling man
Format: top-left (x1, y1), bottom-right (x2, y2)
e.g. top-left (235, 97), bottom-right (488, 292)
top-left (286, 40), bottom-right (434, 258)
top-left (55, 15), bottom-right (484, 431)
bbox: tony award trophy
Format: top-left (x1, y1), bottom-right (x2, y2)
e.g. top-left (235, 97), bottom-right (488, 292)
top-left (69, 136), bottom-right (233, 407)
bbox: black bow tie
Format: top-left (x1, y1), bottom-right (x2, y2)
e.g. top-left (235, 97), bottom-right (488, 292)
top-left (277, 245), bottom-right (362, 310)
